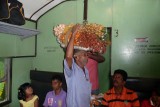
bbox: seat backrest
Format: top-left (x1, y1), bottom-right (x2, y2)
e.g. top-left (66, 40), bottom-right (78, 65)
top-left (125, 77), bottom-right (160, 101)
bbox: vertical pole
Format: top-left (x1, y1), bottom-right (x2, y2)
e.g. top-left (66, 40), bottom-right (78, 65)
top-left (83, 0), bottom-right (88, 22)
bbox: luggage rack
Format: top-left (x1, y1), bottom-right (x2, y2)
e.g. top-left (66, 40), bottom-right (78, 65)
top-left (0, 21), bottom-right (40, 39)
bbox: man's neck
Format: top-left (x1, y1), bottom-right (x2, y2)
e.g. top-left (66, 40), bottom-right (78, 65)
top-left (54, 89), bottom-right (61, 95)
top-left (114, 86), bottom-right (123, 94)
top-left (76, 60), bottom-right (85, 70)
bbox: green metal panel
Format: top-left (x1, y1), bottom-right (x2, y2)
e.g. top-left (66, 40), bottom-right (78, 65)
top-left (112, 0), bottom-right (160, 78)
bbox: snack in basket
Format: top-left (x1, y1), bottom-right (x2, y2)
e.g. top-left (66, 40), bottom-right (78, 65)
top-left (53, 23), bottom-right (110, 54)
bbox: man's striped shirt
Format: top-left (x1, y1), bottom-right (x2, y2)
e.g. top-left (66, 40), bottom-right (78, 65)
top-left (102, 87), bottom-right (140, 107)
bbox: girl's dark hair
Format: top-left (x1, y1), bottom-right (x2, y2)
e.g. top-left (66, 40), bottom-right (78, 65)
top-left (18, 83), bottom-right (33, 101)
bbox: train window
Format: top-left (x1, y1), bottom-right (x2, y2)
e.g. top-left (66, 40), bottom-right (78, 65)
top-left (0, 58), bottom-right (11, 106)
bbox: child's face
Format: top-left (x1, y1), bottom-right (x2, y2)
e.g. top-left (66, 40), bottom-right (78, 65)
top-left (25, 87), bottom-right (33, 96)
top-left (52, 80), bottom-right (62, 90)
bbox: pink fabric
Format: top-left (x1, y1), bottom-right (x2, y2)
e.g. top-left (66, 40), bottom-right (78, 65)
top-left (86, 58), bottom-right (99, 90)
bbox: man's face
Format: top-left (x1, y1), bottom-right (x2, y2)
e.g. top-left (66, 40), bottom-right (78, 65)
top-left (76, 51), bottom-right (88, 66)
top-left (113, 73), bottom-right (125, 88)
top-left (52, 80), bottom-right (62, 90)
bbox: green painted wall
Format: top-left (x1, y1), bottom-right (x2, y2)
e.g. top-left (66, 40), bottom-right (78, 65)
top-left (33, 1), bottom-right (82, 72)
top-left (9, 58), bottom-right (33, 107)
top-left (0, 33), bottom-right (16, 57)
top-left (0, 21), bottom-right (36, 107)
top-left (111, 0), bottom-right (160, 78)
top-left (87, 0), bottom-right (112, 93)
top-left (0, 21), bottom-right (36, 57)
top-left (15, 21), bottom-right (36, 56)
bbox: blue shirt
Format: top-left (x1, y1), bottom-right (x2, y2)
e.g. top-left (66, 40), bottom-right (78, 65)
top-left (43, 89), bottom-right (66, 107)
top-left (64, 59), bottom-right (91, 107)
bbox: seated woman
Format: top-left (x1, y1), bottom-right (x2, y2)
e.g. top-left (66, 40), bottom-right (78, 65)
top-left (141, 88), bottom-right (160, 107)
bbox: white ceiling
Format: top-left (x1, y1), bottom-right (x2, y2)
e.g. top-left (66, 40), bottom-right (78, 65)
top-left (18, 0), bottom-right (66, 21)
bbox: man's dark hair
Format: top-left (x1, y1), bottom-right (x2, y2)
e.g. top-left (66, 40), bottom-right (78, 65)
top-left (73, 49), bottom-right (81, 55)
top-left (52, 75), bottom-right (63, 82)
top-left (114, 69), bottom-right (128, 81)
